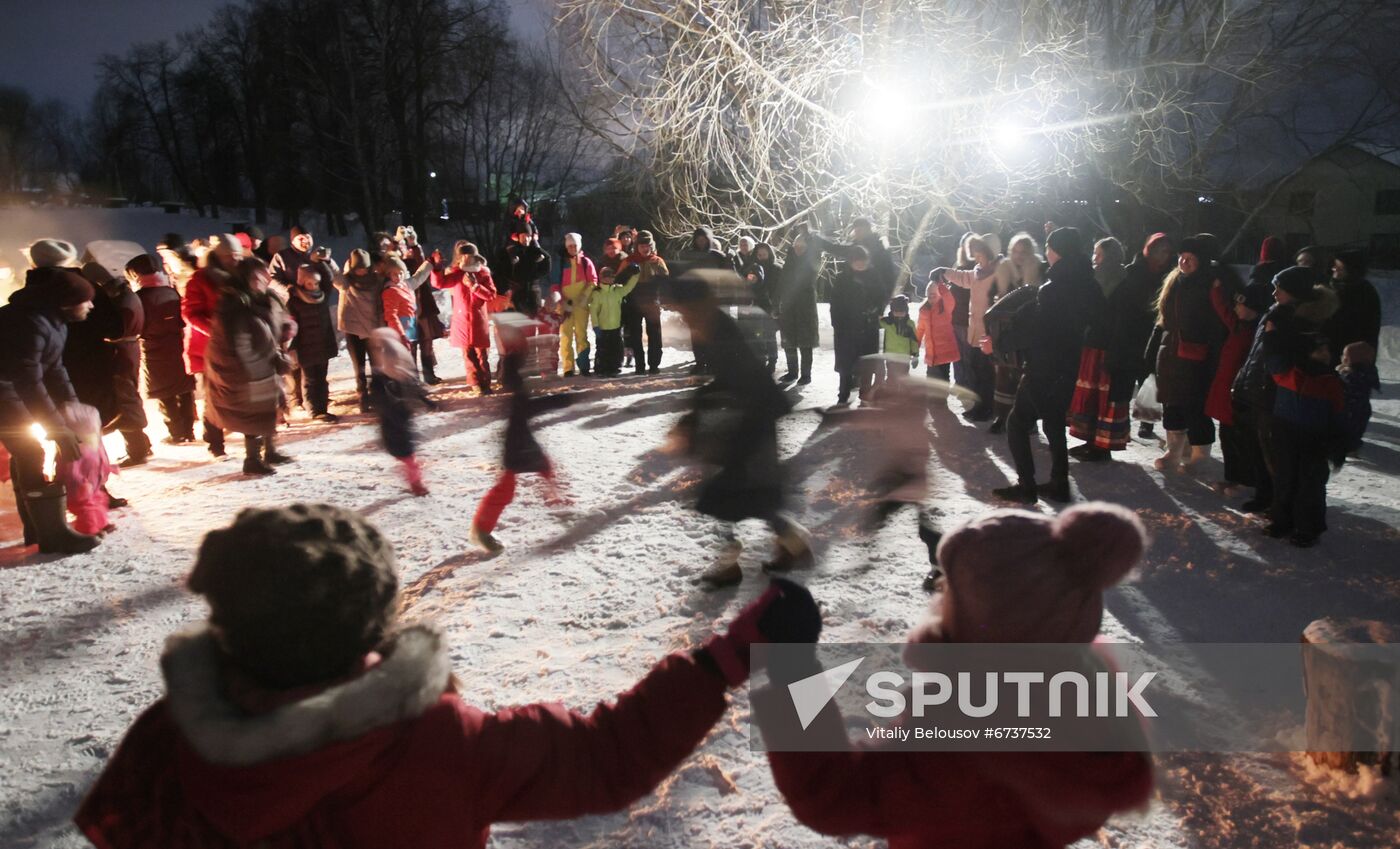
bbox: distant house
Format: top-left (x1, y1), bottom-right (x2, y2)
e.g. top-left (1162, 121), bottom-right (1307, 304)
top-left (1257, 143), bottom-right (1400, 268)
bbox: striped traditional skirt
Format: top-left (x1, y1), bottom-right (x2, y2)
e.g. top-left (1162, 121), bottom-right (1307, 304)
top-left (1068, 347), bottom-right (1132, 450)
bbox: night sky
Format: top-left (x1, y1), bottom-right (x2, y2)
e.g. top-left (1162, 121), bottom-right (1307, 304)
top-left (0, 0), bottom-right (548, 111)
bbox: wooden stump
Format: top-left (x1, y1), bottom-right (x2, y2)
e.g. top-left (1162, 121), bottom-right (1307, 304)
top-left (1301, 618), bottom-right (1399, 774)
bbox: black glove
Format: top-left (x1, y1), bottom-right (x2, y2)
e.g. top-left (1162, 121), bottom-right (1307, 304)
top-left (757, 577), bottom-right (822, 644)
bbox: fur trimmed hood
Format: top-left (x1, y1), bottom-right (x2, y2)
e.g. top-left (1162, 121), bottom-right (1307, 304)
top-left (1294, 285), bottom-right (1340, 326)
top-left (162, 623), bottom-right (451, 767)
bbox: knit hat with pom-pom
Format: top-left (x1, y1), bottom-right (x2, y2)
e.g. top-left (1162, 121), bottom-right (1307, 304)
top-left (188, 503), bottom-right (400, 689)
top-left (924, 502), bottom-right (1146, 644)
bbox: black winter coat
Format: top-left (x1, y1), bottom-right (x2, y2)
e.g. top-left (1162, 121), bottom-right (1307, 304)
top-left (135, 284), bottom-right (195, 399)
top-left (63, 284), bottom-right (124, 421)
top-left (1326, 277), bottom-right (1382, 355)
top-left (777, 249), bottom-right (820, 349)
top-left (1233, 288), bottom-right (1341, 411)
top-left (287, 287), bottom-right (339, 366)
top-left (1092, 257), bottom-right (1160, 378)
top-left (0, 271), bottom-right (80, 430)
top-left (689, 306), bottom-right (791, 523)
top-left (1017, 254), bottom-right (1102, 404)
top-left (829, 268), bottom-right (887, 356)
top-left (498, 243), bottom-right (550, 316)
top-left (1154, 270), bottom-right (1226, 408)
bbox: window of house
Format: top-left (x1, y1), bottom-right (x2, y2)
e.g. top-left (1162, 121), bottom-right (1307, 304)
top-left (1374, 189), bottom-right (1400, 216)
top-left (1287, 190), bottom-right (1315, 216)
top-left (1369, 233), bottom-right (1400, 269)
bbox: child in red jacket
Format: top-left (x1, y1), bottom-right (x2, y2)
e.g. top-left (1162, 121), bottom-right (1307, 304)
top-left (757, 502), bottom-right (1154, 849)
top-left (76, 503), bottom-right (819, 849)
top-left (57, 402), bottom-right (114, 535)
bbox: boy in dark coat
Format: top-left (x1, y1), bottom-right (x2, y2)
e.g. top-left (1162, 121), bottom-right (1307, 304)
top-left (128, 254), bottom-right (197, 443)
top-left (75, 502), bottom-right (820, 849)
top-left (665, 271), bottom-right (814, 587)
top-left (1264, 331), bottom-right (1346, 548)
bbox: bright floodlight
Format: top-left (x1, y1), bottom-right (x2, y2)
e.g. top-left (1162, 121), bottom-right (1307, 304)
top-left (860, 86), bottom-right (914, 138)
top-left (993, 120), bottom-right (1024, 150)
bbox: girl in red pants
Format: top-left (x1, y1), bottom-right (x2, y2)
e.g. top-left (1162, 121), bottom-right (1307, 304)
top-left (469, 314), bottom-right (572, 553)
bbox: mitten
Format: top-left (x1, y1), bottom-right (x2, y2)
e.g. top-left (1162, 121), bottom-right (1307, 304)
top-left (703, 578), bottom-right (821, 687)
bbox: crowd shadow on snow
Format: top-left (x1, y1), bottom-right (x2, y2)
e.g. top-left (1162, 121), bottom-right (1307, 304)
top-left (1075, 459), bottom-right (1400, 643)
top-left (0, 580), bottom-right (185, 673)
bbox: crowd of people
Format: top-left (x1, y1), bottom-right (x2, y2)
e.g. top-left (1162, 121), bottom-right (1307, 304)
top-left (0, 204), bottom-right (1387, 849)
top-left (0, 209), bottom-right (1387, 559)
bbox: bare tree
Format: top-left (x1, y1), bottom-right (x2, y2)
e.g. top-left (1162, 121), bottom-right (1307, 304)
top-left (557, 0), bottom-right (1400, 264)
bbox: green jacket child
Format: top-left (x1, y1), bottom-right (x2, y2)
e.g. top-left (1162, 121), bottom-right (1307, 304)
top-left (589, 267), bottom-right (639, 331)
top-left (879, 296), bottom-right (920, 358)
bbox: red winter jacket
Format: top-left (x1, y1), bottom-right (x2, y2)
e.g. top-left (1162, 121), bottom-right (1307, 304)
top-left (435, 265), bottom-right (496, 349)
top-left (182, 267), bottom-right (225, 375)
top-left (1205, 283), bottom-right (1255, 424)
top-left (760, 632), bottom-right (1153, 849)
top-left (916, 282), bottom-right (961, 367)
top-left (76, 625), bottom-right (729, 849)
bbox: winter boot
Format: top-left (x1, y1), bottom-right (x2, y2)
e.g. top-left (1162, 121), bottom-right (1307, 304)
top-left (22, 483), bottom-right (100, 554)
top-left (1036, 477), bottom-right (1072, 503)
top-left (918, 511), bottom-right (942, 593)
top-left (762, 517), bottom-right (814, 573)
top-left (992, 481), bottom-right (1037, 505)
top-left (423, 363), bottom-right (441, 386)
top-left (699, 539), bottom-right (744, 587)
top-left (1154, 431), bottom-right (1188, 473)
top-left (469, 523), bottom-right (503, 554)
top-left (105, 488), bottom-right (129, 509)
top-left (400, 456), bottom-right (429, 496)
top-left (1138, 421), bottom-right (1156, 439)
top-left (987, 415), bottom-right (1007, 435)
top-left (263, 434), bottom-right (293, 465)
top-left (242, 436), bottom-right (276, 476)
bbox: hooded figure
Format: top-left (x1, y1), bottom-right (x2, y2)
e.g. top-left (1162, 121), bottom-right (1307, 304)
top-left (757, 503), bottom-right (1153, 849)
top-left (679, 226), bottom-right (737, 276)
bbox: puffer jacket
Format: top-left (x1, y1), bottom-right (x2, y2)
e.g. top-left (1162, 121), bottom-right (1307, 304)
top-left (0, 270), bottom-right (81, 429)
top-left (135, 282), bottom-right (195, 399)
top-left (336, 268), bottom-right (387, 338)
top-left (916, 282), bottom-right (960, 367)
top-left (204, 290), bottom-right (283, 436)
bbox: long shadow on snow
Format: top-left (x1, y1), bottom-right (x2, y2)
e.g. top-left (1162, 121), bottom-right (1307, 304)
top-left (1076, 460), bottom-right (1400, 643)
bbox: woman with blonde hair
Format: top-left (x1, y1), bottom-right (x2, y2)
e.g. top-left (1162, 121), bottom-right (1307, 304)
top-left (935, 233), bottom-right (1012, 422)
top-left (985, 232), bottom-right (1045, 432)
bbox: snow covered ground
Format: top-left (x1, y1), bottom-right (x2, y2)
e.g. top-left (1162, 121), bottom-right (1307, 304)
top-left (2, 215), bottom-right (1399, 845)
